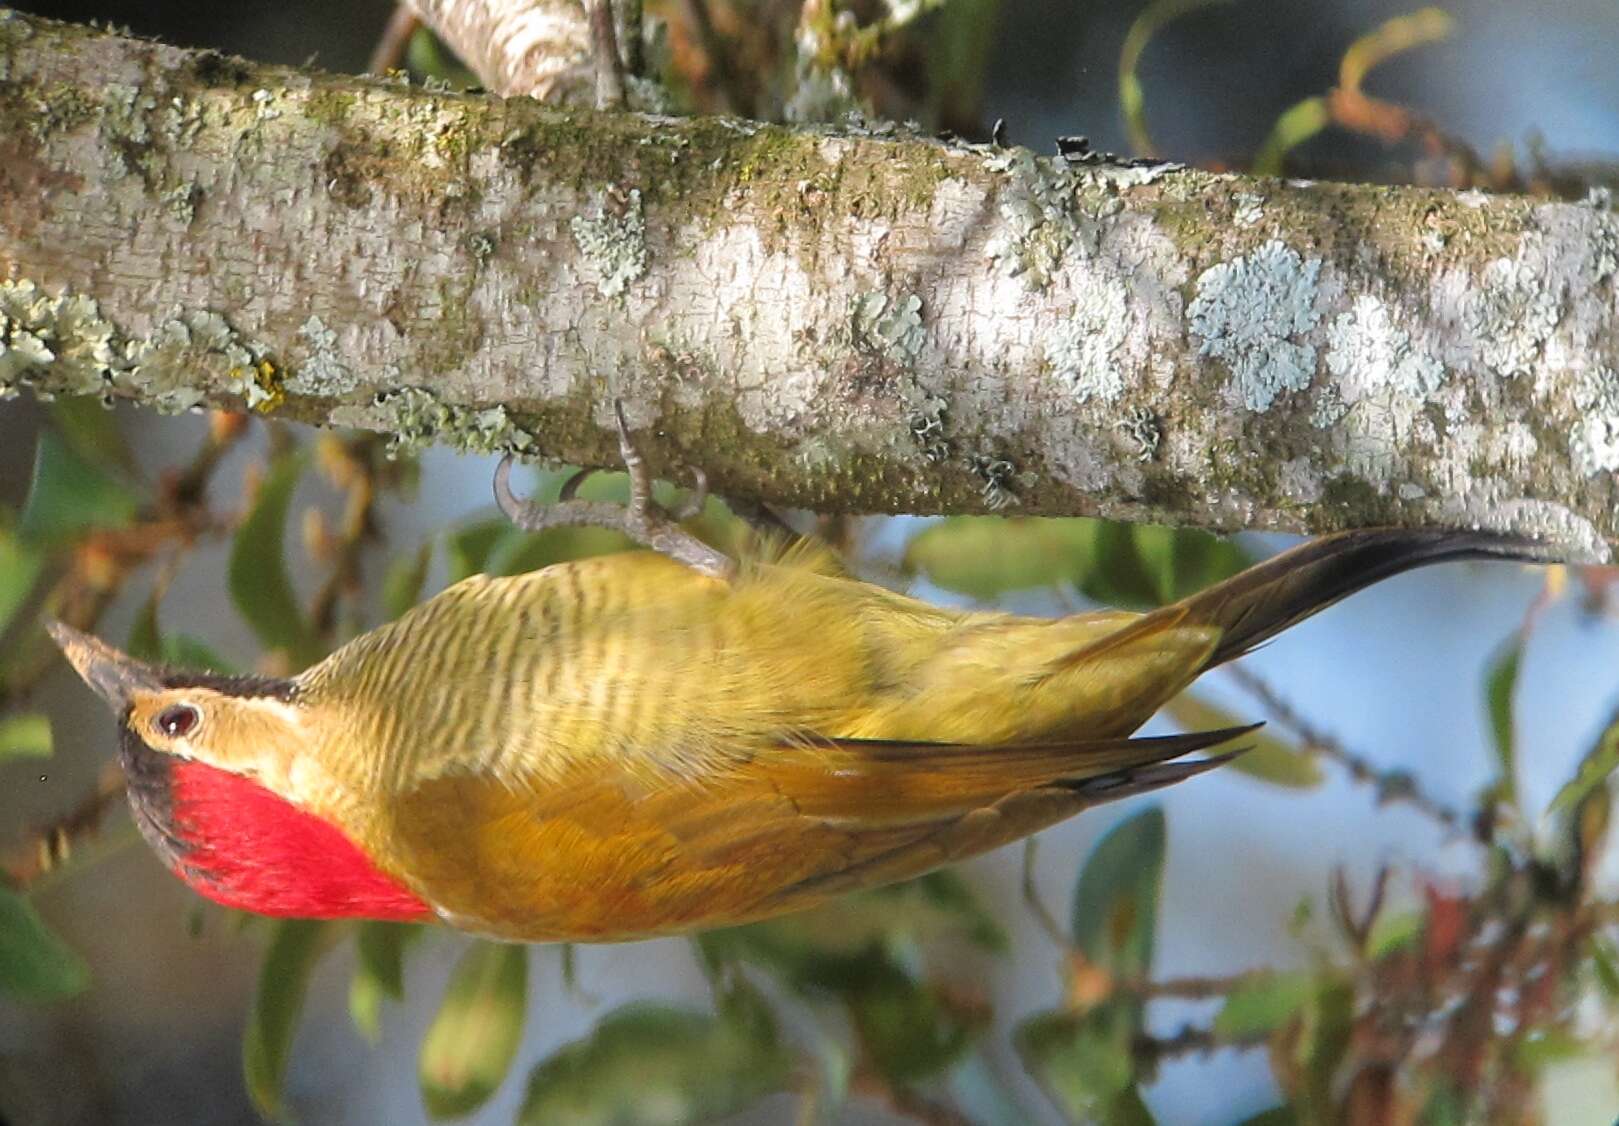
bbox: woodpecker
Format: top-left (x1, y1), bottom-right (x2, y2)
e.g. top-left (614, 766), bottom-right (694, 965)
top-left (49, 411), bottom-right (1553, 942)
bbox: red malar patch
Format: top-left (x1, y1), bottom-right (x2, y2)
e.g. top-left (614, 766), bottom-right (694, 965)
top-left (168, 759), bottom-right (431, 921)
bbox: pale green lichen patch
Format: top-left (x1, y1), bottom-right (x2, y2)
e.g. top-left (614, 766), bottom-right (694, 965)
top-left (570, 188), bottom-right (647, 297)
top-left (0, 280), bottom-right (280, 415)
top-left (102, 83), bottom-right (156, 144)
top-left (286, 314), bottom-right (358, 397)
top-left (1466, 251), bottom-right (1562, 378)
top-left (0, 280), bottom-right (119, 398)
top-left (851, 292), bottom-right (924, 362)
top-left (358, 387), bottom-right (535, 458)
top-left (1188, 239), bottom-right (1322, 412)
top-left (983, 149), bottom-right (1079, 290)
top-left (1232, 192), bottom-right (1265, 228)
top-left (1570, 369), bottom-right (1619, 478)
top-left (1322, 295), bottom-right (1444, 415)
top-left (1048, 272), bottom-right (1130, 403)
top-left (131, 310), bottom-right (274, 413)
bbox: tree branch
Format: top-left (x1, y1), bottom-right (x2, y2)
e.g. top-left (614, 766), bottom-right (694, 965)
top-left (2, 11), bottom-right (1617, 557)
top-left (403, 0), bottom-right (594, 101)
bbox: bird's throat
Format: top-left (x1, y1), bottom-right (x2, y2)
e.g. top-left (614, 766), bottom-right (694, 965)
top-left (123, 737), bottom-right (429, 921)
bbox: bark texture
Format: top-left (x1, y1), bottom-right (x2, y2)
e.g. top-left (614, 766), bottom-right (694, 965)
top-left (2, 11), bottom-right (1618, 559)
top-left (403, 0), bottom-right (594, 102)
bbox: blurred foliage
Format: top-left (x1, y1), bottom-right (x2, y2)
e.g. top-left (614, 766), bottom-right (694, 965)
top-left (6, 2), bottom-right (1619, 1125)
top-left (17, 428), bottom-right (137, 547)
top-left (903, 515), bottom-right (1252, 608)
top-left (351, 920), bottom-right (422, 1043)
top-left (229, 450), bottom-right (322, 668)
top-left (0, 713), bottom-right (52, 761)
top-left (244, 919), bottom-right (336, 1120)
top-left (1119, 0), bottom-right (1230, 157)
top-left (516, 982), bottom-right (791, 1125)
top-left (420, 941), bottom-right (529, 1118)
top-left (0, 885), bottom-right (89, 1002)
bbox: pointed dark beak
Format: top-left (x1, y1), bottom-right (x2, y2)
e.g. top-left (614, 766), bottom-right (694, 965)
top-left (46, 621), bottom-right (165, 711)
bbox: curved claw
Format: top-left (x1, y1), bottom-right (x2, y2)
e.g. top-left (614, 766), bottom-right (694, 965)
top-left (493, 455), bottom-right (526, 522)
top-left (670, 468), bottom-right (709, 521)
top-left (557, 467), bottom-right (595, 503)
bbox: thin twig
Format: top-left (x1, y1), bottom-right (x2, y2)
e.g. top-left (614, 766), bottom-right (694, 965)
top-left (369, 5), bottom-right (421, 75)
top-left (1225, 663), bottom-right (1467, 836)
top-left (308, 437), bottom-right (383, 643)
top-left (1132, 1023), bottom-right (1256, 1065)
top-left (1020, 837), bottom-right (1070, 949)
top-left (587, 0), bottom-right (627, 109)
top-left (2, 763), bottom-right (128, 890)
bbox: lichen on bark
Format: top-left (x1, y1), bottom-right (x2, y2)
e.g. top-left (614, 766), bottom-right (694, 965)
top-left (2, 10), bottom-right (1618, 560)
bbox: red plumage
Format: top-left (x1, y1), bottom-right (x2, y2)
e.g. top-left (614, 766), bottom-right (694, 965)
top-left (167, 759), bottom-right (429, 921)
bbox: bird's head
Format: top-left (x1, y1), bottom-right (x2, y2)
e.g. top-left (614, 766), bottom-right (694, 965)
top-left (47, 622), bottom-right (429, 923)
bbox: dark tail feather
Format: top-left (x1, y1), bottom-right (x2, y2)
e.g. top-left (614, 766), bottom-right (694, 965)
top-left (1066, 749), bottom-right (1245, 802)
top-left (1173, 528), bottom-right (1555, 668)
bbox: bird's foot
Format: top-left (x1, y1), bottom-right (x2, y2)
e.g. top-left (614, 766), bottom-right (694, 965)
top-left (493, 401), bottom-right (736, 581)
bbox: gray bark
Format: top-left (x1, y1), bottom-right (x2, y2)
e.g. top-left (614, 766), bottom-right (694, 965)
top-left (402, 0), bottom-right (595, 102)
top-left (2, 11), bottom-right (1617, 560)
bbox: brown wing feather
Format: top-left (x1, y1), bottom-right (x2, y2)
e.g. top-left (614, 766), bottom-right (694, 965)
top-left (381, 724), bottom-right (1254, 941)
top-left (755, 723), bottom-right (1258, 823)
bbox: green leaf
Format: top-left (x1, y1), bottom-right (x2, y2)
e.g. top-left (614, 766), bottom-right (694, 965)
top-left (1161, 695), bottom-right (1322, 788)
top-left (164, 634), bottom-right (235, 672)
top-left (1484, 633), bottom-right (1524, 806)
top-left (493, 526), bottom-right (637, 577)
top-left (1511, 1028), bottom-right (1586, 1073)
top-left (1548, 715), bottom-right (1619, 816)
top-left (382, 542), bottom-right (434, 620)
top-left (1014, 1010), bottom-right (1141, 1122)
top-left (0, 521), bottom-right (44, 639)
top-left (922, 0), bottom-right (1001, 130)
top-left (1365, 908), bottom-right (1424, 960)
top-left (18, 429), bottom-right (139, 546)
top-left (1071, 806), bottom-right (1166, 980)
top-left (406, 26), bottom-right (482, 89)
top-left (516, 992), bottom-right (790, 1126)
top-left (1017, 807), bottom-right (1169, 1117)
top-left (48, 395), bottom-right (133, 473)
top-left (445, 519), bottom-right (512, 583)
top-left (127, 592), bottom-right (163, 662)
top-left (1161, 526), bottom-right (1254, 601)
top-left (0, 713), bottom-right (52, 761)
top-left (1074, 520), bottom-right (1162, 610)
top-left (0, 886), bottom-right (89, 1002)
top-left (350, 921), bottom-right (421, 1044)
top-left (1295, 978), bottom-right (1354, 1112)
top-left (243, 918), bottom-right (334, 1121)
top-left (228, 453), bottom-right (320, 666)
top-left (128, 594), bottom-right (233, 672)
top-left (699, 871), bottom-right (1004, 994)
top-left (903, 517), bottom-right (1096, 600)
top-left (1252, 95), bottom-right (1330, 176)
top-left (1128, 523), bottom-right (1252, 606)
top-left (1117, 0), bottom-right (1230, 157)
top-left (1590, 937), bottom-right (1619, 999)
top-left (847, 958), bottom-right (981, 1082)
top-left (419, 940), bottom-right (528, 1119)
top-left (1212, 971), bottom-right (1315, 1039)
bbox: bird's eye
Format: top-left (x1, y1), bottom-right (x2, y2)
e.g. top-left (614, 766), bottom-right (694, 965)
top-left (155, 705), bottom-right (200, 739)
